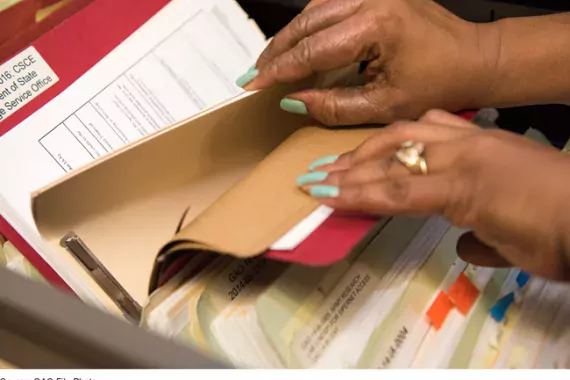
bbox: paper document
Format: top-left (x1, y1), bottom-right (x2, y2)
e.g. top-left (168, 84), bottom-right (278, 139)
top-left (1, 0), bottom-right (265, 219)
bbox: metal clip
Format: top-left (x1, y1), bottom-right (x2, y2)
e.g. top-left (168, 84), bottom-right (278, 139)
top-left (60, 232), bottom-right (142, 324)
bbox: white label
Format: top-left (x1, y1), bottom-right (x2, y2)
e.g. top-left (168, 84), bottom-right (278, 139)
top-left (0, 47), bottom-right (58, 123)
top-left (271, 205), bottom-right (334, 251)
top-left (291, 263), bottom-right (377, 367)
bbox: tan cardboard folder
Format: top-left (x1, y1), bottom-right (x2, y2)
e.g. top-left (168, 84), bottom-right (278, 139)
top-left (30, 78), bottom-right (378, 322)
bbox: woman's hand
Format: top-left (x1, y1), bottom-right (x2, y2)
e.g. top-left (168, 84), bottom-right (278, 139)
top-left (237, 0), bottom-right (500, 125)
top-left (296, 110), bottom-right (570, 281)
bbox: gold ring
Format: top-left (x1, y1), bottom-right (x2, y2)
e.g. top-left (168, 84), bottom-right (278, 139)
top-left (394, 140), bottom-right (428, 175)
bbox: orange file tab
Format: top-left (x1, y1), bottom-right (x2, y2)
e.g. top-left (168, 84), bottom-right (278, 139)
top-left (426, 291), bottom-right (454, 331)
top-left (448, 273), bottom-right (480, 315)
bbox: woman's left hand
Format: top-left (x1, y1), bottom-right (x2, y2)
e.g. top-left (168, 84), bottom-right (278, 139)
top-left (296, 110), bottom-right (570, 281)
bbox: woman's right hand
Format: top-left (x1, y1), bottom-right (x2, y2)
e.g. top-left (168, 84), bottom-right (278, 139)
top-left (296, 110), bottom-right (570, 281)
top-left (238, 0), bottom-right (502, 126)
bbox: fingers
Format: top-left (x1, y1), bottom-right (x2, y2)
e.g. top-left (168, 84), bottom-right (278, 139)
top-left (256, 0), bottom-right (363, 70)
top-left (284, 84), bottom-right (389, 126)
top-left (246, 14), bottom-right (378, 90)
top-left (286, 83), bottom-right (482, 126)
top-left (347, 121), bottom-right (474, 167)
top-left (307, 119), bottom-right (476, 174)
top-left (299, 131), bottom-right (471, 199)
top-left (310, 173), bottom-right (453, 215)
top-left (297, 118), bottom-right (482, 217)
top-left (304, 138), bottom-right (459, 188)
top-left (457, 232), bottom-right (512, 268)
top-left (300, 156), bottom-right (409, 189)
top-left (457, 232), bottom-right (570, 281)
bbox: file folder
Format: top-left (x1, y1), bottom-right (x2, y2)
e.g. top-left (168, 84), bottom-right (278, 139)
top-left (0, 0), bottom-right (95, 63)
top-left (0, 0), bottom-right (170, 132)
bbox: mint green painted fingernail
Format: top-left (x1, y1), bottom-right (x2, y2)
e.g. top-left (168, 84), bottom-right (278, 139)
top-left (296, 171), bottom-right (328, 186)
top-left (236, 68), bottom-right (259, 88)
top-left (309, 155), bottom-right (339, 170)
top-left (280, 98), bottom-right (308, 115)
top-left (310, 185), bottom-right (339, 198)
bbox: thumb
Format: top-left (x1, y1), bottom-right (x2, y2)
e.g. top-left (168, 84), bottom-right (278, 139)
top-left (456, 232), bottom-right (512, 268)
top-left (282, 85), bottom-right (394, 126)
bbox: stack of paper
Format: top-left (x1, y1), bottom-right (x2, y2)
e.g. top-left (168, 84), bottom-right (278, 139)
top-left (138, 210), bottom-right (570, 369)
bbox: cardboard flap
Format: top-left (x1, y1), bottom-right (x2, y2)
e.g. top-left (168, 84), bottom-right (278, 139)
top-left (160, 127), bottom-right (376, 259)
top-left (31, 82), bottom-right (315, 304)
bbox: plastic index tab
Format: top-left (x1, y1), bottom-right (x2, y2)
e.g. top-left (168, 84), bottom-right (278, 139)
top-left (426, 291), bottom-right (454, 331)
top-left (448, 273), bottom-right (480, 316)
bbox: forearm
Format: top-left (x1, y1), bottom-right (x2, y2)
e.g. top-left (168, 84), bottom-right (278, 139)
top-left (478, 13), bottom-right (570, 108)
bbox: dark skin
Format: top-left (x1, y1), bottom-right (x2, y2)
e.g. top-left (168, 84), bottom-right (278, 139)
top-left (236, 0), bottom-right (570, 280)
top-left (246, 0), bottom-right (570, 124)
top-left (298, 110), bottom-right (570, 282)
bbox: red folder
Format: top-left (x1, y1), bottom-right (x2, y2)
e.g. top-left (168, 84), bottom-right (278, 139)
top-left (266, 212), bottom-right (380, 266)
top-left (0, 0), bottom-right (38, 48)
top-left (0, 0), bottom-right (170, 136)
top-left (0, 0), bottom-right (95, 64)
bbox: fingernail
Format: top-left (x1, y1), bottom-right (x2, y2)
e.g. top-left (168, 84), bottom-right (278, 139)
top-left (310, 185), bottom-right (339, 198)
top-left (296, 171), bottom-right (328, 186)
top-left (236, 68), bottom-right (259, 88)
top-left (280, 98), bottom-right (308, 115)
top-left (309, 155), bottom-right (339, 170)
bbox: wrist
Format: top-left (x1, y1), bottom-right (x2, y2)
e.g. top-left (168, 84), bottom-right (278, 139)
top-left (470, 14), bottom-right (570, 109)
top-left (460, 20), bottom-right (504, 110)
